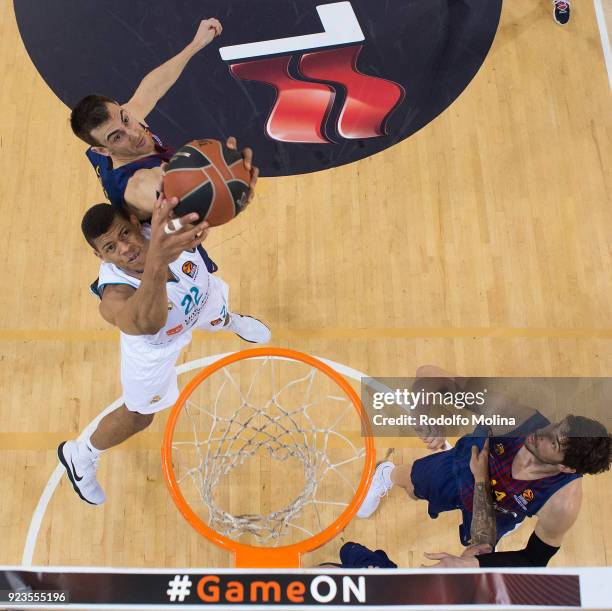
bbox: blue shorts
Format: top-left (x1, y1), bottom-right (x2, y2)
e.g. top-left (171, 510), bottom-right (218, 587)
top-left (410, 448), bottom-right (462, 518)
top-left (410, 447), bottom-right (526, 546)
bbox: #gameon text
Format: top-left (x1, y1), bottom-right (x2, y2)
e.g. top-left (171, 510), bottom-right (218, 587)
top-left (196, 575), bottom-right (366, 604)
top-left (371, 389), bottom-right (487, 409)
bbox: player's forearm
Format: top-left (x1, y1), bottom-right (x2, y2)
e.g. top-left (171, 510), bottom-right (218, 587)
top-left (124, 168), bottom-right (163, 218)
top-left (476, 532), bottom-right (560, 567)
top-left (470, 481), bottom-right (496, 548)
top-left (136, 43), bottom-right (200, 108)
top-left (124, 257), bottom-right (169, 334)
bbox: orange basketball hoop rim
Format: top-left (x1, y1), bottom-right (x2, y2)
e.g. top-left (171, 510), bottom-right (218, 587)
top-left (161, 347), bottom-right (376, 568)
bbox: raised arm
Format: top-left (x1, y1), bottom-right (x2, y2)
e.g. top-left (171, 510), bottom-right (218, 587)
top-left (124, 19), bottom-right (222, 120)
top-left (413, 365), bottom-right (538, 445)
top-left (99, 197), bottom-right (207, 334)
top-left (123, 137), bottom-right (259, 218)
top-left (123, 166), bottom-right (164, 219)
top-left (421, 439), bottom-right (496, 568)
top-left (476, 479), bottom-right (582, 567)
top-left (422, 480), bottom-right (581, 569)
top-left (469, 439), bottom-right (496, 548)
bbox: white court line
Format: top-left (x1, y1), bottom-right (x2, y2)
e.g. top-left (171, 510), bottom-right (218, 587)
top-left (593, 0), bottom-right (612, 91)
top-left (219, 2), bottom-right (364, 61)
top-left (21, 396), bottom-right (126, 566)
top-left (21, 352), bottom-right (369, 567)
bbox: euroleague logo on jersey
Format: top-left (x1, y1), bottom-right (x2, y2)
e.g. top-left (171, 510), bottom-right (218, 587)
top-left (182, 261), bottom-right (199, 279)
top-left (14, 0), bottom-right (501, 176)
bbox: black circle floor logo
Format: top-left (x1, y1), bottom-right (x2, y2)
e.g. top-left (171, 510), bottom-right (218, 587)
top-left (15, 0), bottom-right (501, 177)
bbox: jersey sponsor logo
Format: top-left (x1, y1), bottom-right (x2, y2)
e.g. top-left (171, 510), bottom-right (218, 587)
top-left (15, 0), bottom-right (501, 177)
top-left (513, 489), bottom-right (534, 510)
top-left (150, 395), bottom-right (161, 404)
top-left (182, 261), bottom-right (199, 279)
top-left (166, 324), bottom-right (184, 336)
top-left (494, 442), bottom-right (505, 455)
top-left (493, 489), bottom-right (507, 503)
top-left (168, 301), bottom-right (174, 310)
top-left (210, 317), bottom-right (224, 327)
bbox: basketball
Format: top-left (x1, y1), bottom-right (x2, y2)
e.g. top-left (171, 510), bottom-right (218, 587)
top-left (163, 139), bottom-right (250, 227)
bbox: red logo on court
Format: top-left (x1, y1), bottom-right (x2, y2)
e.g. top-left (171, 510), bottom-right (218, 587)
top-left (221, 3), bottom-right (404, 143)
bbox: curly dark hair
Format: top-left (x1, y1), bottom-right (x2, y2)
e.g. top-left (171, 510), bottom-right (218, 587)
top-left (70, 94), bottom-right (117, 146)
top-left (562, 415), bottom-right (612, 475)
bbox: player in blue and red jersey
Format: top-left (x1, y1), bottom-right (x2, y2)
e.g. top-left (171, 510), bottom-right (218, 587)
top-left (358, 366), bottom-right (611, 567)
top-left (69, 18), bottom-right (257, 219)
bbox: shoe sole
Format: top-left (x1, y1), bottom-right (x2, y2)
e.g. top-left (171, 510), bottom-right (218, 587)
top-left (232, 315), bottom-right (271, 344)
top-left (553, 6), bottom-right (570, 24)
top-left (57, 442), bottom-right (98, 506)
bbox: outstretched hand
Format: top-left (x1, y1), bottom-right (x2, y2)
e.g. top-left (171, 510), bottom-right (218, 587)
top-left (192, 18), bottom-right (222, 50)
top-left (226, 136), bottom-right (259, 203)
top-left (421, 552), bottom-right (479, 568)
top-left (414, 423), bottom-right (448, 451)
top-left (149, 193), bottom-right (209, 265)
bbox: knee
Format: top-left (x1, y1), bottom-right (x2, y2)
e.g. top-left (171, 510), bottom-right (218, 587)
top-left (131, 411), bottom-right (154, 432)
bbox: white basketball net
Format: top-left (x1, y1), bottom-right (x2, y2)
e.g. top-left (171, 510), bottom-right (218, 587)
top-left (172, 356), bottom-right (366, 546)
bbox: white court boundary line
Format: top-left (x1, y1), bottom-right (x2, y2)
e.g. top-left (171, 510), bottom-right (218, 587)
top-left (594, 0), bottom-right (612, 92)
top-left (21, 352), bottom-right (368, 567)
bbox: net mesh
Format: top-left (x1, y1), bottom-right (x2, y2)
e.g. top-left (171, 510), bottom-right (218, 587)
top-left (171, 355), bottom-right (366, 547)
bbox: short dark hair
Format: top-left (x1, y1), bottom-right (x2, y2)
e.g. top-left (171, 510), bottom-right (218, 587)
top-left (82, 203), bottom-right (126, 248)
top-left (70, 94), bottom-right (117, 146)
top-left (562, 415), bottom-right (612, 475)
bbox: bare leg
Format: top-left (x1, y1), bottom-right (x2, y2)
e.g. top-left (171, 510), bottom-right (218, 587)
top-left (90, 404), bottom-right (154, 451)
top-left (390, 463), bottom-right (418, 499)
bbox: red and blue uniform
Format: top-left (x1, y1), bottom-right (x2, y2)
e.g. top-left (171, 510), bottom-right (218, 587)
top-left (410, 412), bottom-right (581, 545)
top-left (85, 129), bottom-right (174, 212)
top-left (85, 129), bottom-right (217, 276)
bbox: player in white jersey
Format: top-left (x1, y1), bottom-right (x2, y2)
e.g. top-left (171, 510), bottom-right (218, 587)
top-left (58, 196), bottom-right (271, 505)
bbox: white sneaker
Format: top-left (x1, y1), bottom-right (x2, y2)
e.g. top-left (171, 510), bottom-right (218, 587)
top-left (227, 313), bottom-right (271, 343)
top-left (57, 441), bottom-right (105, 505)
top-left (357, 461), bottom-right (394, 518)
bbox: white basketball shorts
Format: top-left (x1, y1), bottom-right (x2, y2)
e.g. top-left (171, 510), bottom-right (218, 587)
top-left (120, 276), bottom-right (229, 414)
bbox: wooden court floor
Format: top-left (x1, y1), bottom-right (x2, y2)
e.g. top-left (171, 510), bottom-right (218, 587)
top-left (1, 0), bottom-right (611, 571)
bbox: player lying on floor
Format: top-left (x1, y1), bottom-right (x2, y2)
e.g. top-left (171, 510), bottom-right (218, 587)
top-left (58, 194), bottom-right (271, 505)
top-left (359, 366), bottom-right (611, 567)
top-left (69, 18), bottom-right (258, 218)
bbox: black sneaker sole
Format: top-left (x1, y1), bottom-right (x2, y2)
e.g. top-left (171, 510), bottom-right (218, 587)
top-left (57, 441), bottom-right (98, 506)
